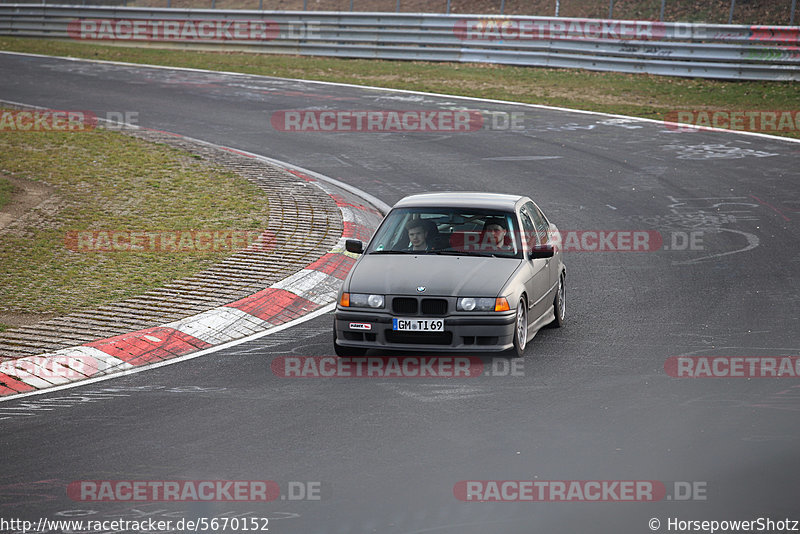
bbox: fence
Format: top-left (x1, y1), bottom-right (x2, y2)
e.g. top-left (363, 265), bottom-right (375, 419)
top-left (1, 5), bottom-right (798, 80)
top-left (2, 1), bottom-right (798, 25)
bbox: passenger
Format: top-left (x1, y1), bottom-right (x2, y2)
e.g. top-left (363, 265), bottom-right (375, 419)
top-left (482, 217), bottom-right (511, 251)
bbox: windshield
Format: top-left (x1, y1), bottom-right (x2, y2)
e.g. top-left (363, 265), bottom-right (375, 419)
top-left (366, 207), bottom-right (522, 258)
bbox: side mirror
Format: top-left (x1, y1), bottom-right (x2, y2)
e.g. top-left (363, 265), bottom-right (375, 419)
top-left (345, 239), bottom-right (364, 254)
top-left (529, 243), bottom-right (554, 259)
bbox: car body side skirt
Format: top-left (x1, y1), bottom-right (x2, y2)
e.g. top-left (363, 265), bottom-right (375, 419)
top-left (529, 279), bottom-right (559, 311)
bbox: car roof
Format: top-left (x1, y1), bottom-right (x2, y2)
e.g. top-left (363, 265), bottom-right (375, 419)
top-left (392, 192), bottom-right (526, 211)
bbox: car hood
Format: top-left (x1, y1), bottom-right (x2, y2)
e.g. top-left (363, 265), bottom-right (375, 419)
top-left (346, 254), bottom-right (522, 297)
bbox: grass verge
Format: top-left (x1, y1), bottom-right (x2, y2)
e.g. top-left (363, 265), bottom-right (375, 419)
top-left (0, 176), bottom-right (14, 211)
top-left (1, 37), bottom-right (799, 139)
top-left (0, 117), bottom-right (271, 319)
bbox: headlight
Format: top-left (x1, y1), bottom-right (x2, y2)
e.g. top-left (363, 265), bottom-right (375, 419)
top-left (457, 297), bottom-right (496, 312)
top-left (340, 293), bottom-right (384, 308)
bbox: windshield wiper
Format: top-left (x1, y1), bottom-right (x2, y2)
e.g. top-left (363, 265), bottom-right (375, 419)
top-left (427, 250), bottom-right (464, 256)
top-left (369, 250), bottom-right (509, 258)
top-left (428, 250), bottom-right (499, 258)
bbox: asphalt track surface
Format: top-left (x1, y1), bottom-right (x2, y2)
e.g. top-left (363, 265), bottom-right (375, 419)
top-left (1, 52), bottom-right (799, 534)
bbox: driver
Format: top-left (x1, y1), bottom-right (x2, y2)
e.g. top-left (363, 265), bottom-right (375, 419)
top-left (404, 220), bottom-right (430, 252)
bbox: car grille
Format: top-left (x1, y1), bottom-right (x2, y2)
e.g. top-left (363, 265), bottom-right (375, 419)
top-left (392, 297), bottom-right (418, 314)
top-left (392, 297), bottom-right (448, 316)
top-left (421, 298), bottom-right (448, 315)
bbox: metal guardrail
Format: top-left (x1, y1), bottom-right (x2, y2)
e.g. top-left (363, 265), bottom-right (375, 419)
top-left (1, 5), bottom-right (798, 80)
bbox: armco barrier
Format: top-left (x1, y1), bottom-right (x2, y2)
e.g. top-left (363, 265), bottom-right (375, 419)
top-left (0, 6), bottom-right (798, 80)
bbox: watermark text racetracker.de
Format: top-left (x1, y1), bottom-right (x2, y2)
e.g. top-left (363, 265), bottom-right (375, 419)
top-left (448, 229), bottom-right (703, 252)
top-left (0, 110), bottom-right (96, 132)
top-left (454, 480), bottom-right (707, 502)
top-left (454, 18), bottom-right (669, 41)
top-left (547, 229), bottom-right (700, 252)
top-left (452, 18), bottom-right (792, 42)
top-left (665, 356), bottom-right (800, 378)
top-left (0, 110), bottom-right (140, 131)
top-left (64, 229), bottom-right (276, 253)
top-left (272, 356), bottom-right (524, 378)
top-left (0, 355), bottom-right (112, 381)
top-left (271, 109), bottom-right (489, 132)
top-left (664, 110), bottom-right (800, 133)
top-left (67, 479), bottom-right (322, 502)
top-left (68, 18), bottom-right (319, 41)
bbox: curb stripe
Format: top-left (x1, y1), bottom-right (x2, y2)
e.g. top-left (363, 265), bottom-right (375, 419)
top-left (285, 169), bottom-right (315, 182)
top-left (332, 194), bottom-right (382, 215)
top-left (226, 288), bottom-right (319, 324)
top-left (0, 365), bottom-right (55, 389)
top-left (50, 346), bottom-right (133, 378)
top-left (5, 356), bottom-right (76, 386)
top-left (0, 373), bottom-right (36, 395)
top-left (166, 307), bottom-right (270, 346)
top-left (269, 269), bottom-right (344, 306)
top-left (343, 222), bottom-right (373, 242)
top-left (305, 253), bottom-right (357, 279)
top-left (85, 327), bottom-right (211, 366)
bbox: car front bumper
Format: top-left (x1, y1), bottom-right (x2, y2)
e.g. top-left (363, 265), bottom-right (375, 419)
top-left (334, 308), bottom-right (517, 353)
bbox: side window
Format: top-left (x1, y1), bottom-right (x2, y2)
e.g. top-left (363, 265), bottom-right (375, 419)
top-left (535, 207), bottom-right (549, 235)
top-left (518, 207), bottom-right (539, 249)
top-left (525, 202), bottom-right (549, 244)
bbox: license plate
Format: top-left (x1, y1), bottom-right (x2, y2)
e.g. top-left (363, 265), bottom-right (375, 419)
top-left (392, 318), bottom-right (444, 332)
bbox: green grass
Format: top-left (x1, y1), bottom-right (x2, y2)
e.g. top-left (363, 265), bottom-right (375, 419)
top-left (0, 176), bottom-right (14, 211)
top-left (0, 120), bottom-right (271, 315)
top-left (1, 37), bottom-right (798, 139)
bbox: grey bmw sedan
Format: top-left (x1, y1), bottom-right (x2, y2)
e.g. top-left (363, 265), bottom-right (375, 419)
top-left (333, 192), bottom-right (566, 357)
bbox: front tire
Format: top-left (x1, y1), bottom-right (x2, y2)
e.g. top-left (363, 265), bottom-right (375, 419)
top-left (551, 273), bottom-right (566, 328)
top-left (510, 297), bottom-right (528, 357)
